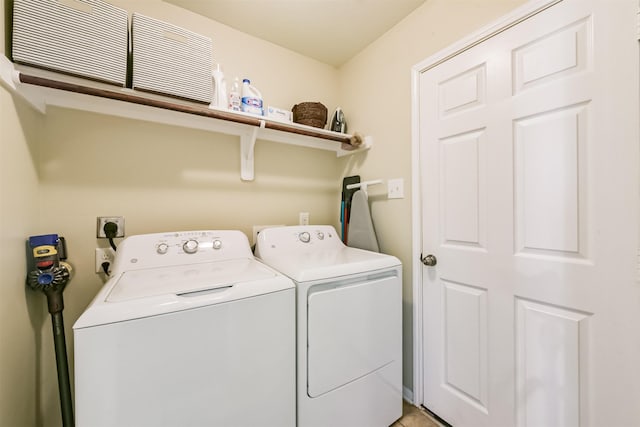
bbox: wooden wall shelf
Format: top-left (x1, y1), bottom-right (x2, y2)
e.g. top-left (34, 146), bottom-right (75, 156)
top-left (0, 56), bottom-right (371, 181)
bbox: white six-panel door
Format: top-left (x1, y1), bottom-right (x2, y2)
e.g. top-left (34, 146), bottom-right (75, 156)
top-left (417, 0), bottom-right (640, 426)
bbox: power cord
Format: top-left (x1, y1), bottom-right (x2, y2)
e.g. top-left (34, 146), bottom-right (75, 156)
top-left (101, 261), bottom-right (111, 276)
top-left (103, 221), bottom-right (118, 251)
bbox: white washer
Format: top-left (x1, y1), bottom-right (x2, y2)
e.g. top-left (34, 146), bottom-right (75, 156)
top-left (255, 225), bottom-right (403, 427)
top-left (74, 230), bottom-right (295, 427)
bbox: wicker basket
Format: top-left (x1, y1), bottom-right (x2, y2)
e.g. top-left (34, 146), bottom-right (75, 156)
top-left (292, 102), bottom-right (327, 128)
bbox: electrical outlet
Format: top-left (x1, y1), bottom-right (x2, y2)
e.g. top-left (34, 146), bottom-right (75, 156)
top-left (95, 248), bottom-right (115, 273)
top-left (252, 225), bottom-right (285, 245)
top-left (299, 212), bottom-right (309, 226)
top-left (97, 216), bottom-right (125, 238)
top-left (387, 178), bottom-right (404, 199)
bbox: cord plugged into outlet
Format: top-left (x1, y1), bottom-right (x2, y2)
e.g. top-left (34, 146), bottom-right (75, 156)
top-left (97, 216), bottom-right (125, 251)
top-left (96, 216), bottom-right (125, 238)
top-left (104, 221), bottom-right (118, 237)
top-left (95, 247), bottom-right (115, 274)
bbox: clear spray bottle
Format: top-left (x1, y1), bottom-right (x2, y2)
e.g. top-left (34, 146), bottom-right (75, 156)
top-left (228, 77), bottom-right (241, 111)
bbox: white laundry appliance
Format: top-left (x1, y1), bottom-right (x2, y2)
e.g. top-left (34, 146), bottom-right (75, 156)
top-left (73, 230), bottom-right (295, 427)
top-left (255, 225), bottom-right (402, 427)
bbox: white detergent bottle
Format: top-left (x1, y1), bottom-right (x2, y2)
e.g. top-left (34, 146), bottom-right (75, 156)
top-left (228, 77), bottom-right (241, 111)
top-left (209, 63), bottom-right (227, 109)
top-left (241, 79), bottom-right (263, 115)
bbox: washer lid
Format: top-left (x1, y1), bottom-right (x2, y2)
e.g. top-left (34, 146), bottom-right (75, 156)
top-left (74, 258), bottom-right (294, 329)
top-left (107, 258), bottom-right (275, 302)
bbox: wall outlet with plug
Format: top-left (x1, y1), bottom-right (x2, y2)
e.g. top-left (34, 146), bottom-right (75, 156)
top-left (95, 247), bottom-right (115, 273)
top-left (96, 216), bottom-right (125, 238)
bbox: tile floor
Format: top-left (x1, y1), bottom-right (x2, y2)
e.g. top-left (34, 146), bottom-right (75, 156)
top-left (391, 400), bottom-right (444, 427)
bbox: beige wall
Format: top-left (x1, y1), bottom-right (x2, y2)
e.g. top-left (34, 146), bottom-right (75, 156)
top-left (338, 0), bottom-right (528, 393)
top-left (0, 75), bottom-right (45, 427)
top-left (2, 1), bottom-right (342, 425)
top-left (1, 3), bottom-right (46, 425)
top-left (1, 0), bottom-right (530, 425)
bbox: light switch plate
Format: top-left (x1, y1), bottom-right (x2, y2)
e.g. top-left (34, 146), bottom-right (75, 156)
top-left (388, 178), bottom-right (404, 199)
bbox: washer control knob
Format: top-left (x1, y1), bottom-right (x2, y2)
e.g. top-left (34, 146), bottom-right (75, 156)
top-left (317, 232), bottom-right (325, 240)
top-left (183, 239), bottom-right (199, 254)
top-left (156, 243), bottom-right (169, 255)
top-left (212, 239), bottom-right (222, 250)
top-left (299, 232), bottom-right (311, 243)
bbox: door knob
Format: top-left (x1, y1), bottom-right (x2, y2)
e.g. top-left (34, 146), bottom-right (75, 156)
top-left (421, 254), bottom-right (437, 266)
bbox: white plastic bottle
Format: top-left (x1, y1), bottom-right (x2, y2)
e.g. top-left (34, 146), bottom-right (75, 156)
top-left (241, 79), bottom-right (263, 116)
top-left (228, 77), bottom-right (241, 111)
top-left (209, 63), bottom-right (227, 109)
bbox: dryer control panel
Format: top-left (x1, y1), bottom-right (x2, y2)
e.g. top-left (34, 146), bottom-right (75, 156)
top-left (255, 225), bottom-right (343, 256)
top-left (109, 230), bottom-right (253, 274)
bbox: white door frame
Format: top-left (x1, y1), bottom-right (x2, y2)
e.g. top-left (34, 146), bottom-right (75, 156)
top-left (410, 0), bottom-right (563, 406)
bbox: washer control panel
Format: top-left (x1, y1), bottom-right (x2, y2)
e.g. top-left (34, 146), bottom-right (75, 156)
top-left (153, 231), bottom-right (227, 256)
top-left (113, 230), bottom-right (252, 272)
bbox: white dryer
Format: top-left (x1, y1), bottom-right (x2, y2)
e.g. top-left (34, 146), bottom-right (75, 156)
top-left (74, 230), bottom-right (295, 427)
top-left (255, 225), bottom-right (402, 427)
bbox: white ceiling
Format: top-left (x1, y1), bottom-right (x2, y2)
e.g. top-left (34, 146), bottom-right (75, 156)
top-left (164, 0), bottom-right (426, 67)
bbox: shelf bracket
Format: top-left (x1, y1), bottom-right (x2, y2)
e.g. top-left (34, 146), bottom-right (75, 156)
top-left (0, 57), bottom-right (17, 92)
top-left (240, 125), bottom-right (260, 181)
top-left (0, 57), bottom-right (47, 113)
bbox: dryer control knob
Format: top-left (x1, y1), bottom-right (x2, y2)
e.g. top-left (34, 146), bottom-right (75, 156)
top-left (212, 239), bottom-right (222, 250)
top-left (317, 232), bottom-right (325, 240)
top-left (156, 243), bottom-right (169, 254)
top-left (183, 239), bottom-right (199, 254)
top-left (299, 232), bottom-right (311, 243)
